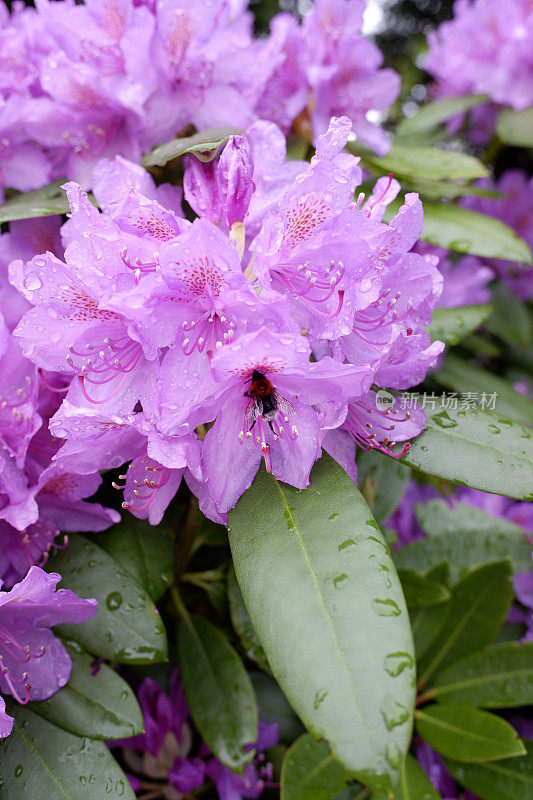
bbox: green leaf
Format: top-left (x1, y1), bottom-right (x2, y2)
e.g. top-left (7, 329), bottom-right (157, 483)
top-left (430, 642), bottom-right (533, 708)
top-left (0, 702), bottom-right (135, 799)
top-left (141, 126), bottom-right (242, 167)
top-left (397, 94), bottom-right (489, 138)
top-left (281, 734), bottom-right (350, 800)
top-left (47, 533), bottom-right (167, 663)
top-left (227, 566), bottom-right (269, 671)
top-left (417, 561), bottom-right (513, 687)
top-left (99, 517), bottom-right (174, 602)
top-left (250, 672), bottom-right (305, 743)
top-left (228, 455), bottom-right (416, 792)
top-left (434, 354), bottom-right (533, 426)
top-left (356, 449), bottom-right (410, 525)
top-left (445, 738), bottom-right (533, 800)
top-left (410, 600), bottom-right (450, 662)
top-left (398, 569), bottom-right (450, 608)
top-left (427, 305), bottom-right (492, 346)
top-left (177, 614), bottom-right (258, 771)
top-left (31, 643), bottom-right (143, 739)
top-left (349, 142), bottom-right (488, 182)
top-left (396, 401), bottom-right (533, 501)
top-left (497, 106), bottom-right (533, 147)
top-left (487, 283), bottom-right (533, 348)
top-left (0, 180), bottom-right (69, 224)
top-left (419, 202), bottom-right (532, 262)
top-left (393, 499), bottom-right (533, 577)
top-left (415, 704), bottom-right (526, 762)
top-left (391, 753), bottom-right (442, 799)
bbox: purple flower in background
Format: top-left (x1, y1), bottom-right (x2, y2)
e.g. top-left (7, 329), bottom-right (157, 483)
top-left (426, 0), bottom-right (533, 116)
top-left (254, 0), bottom-right (400, 152)
top-left (115, 669), bottom-right (278, 800)
top-left (461, 171), bottom-right (533, 301)
top-left (0, 566), bottom-right (96, 737)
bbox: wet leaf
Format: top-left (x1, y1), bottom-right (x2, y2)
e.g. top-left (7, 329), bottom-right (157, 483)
top-left (281, 734), bottom-right (350, 800)
top-left (177, 614), bottom-right (257, 771)
top-left (417, 561), bottom-right (513, 687)
top-left (99, 517), bottom-right (174, 602)
top-left (0, 702), bottom-right (135, 799)
top-left (141, 126), bottom-right (242, 167)
top-left (434, 354), bottom-right (533, 427)
top-left (431, 642), bottom-right (533, 708)
top-left (228, 455), bottom-right (416, 793)
top-left (419, 202), bottom-right (532, 262)
top-left (415, 704), bottom-right (525, 762)
top-left (0, 180), bottom-right (69, 224)
top-left (31, 643), bottom-right (143, 739)
top-left (394, 499), bottom-right (533, 577)
top-left (396, 401), bottom-right (533, 501)
top-left (349, 142), bottom-right (488, 182)
top-left (427, 305), bottom-right (492, 346)
top-left (390, 753), bottom-right (441, 799)
top-left (47, 533), bottom-right (168, 664)
top-left (446, 738), bottom-right (533, 800)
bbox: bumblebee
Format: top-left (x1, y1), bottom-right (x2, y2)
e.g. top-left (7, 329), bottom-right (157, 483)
top-left (244, 370), bottom-right (294, 432)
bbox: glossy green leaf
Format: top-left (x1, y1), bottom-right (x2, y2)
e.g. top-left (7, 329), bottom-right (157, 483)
top-left (0, 702), bottom-right (135, 799)
top-left (427, 305), bottom-right (492, 346)
top-left (0, 180), bottom-right (69, 223)
top-left (356, 449), bottom-right (410, 525)
top-left (410, 601), bottom-right (450, 662)
top-left (31, 643), bottom-right (143, 739)
top-left (398, 569), bottom-right (450, 608)
top-left (391, 753), bottom-right (442, 800)
top-left (250, 672), bottom-right (305, 743)
top-left (141, 126), bottom-right (242, 167)
top-left (177, 614), bottom-right (258, 771)
top-left (281, 734), bottom-right (350, 800)
top-left (228, 455), bottom-right (416, 792)
top-left (415, 704), bottom-right (525, 762)
top-left (446, 738), bottom-right (533, 800)
top-left (430, 642), bottom-right (533, 708)
top-left (397, 94), bottom-right (488, 138)
top-left (394, 499), bottom-right (533, 577)
top-left (227, 566), bottom-right (269, 671)
top-left (47, 533), bottom-right (168, 663)
top-left (396, 402), bottom-right (533, 501)
top-left (435, 354), bottom-right (533, 426)
top-left (349, 142), bottom-right (488, 182)
top-left (417, 561), bottom-right (513, 687)
top-left (497, 106), bottom-right (533, 147)
top-left (419, 202), bottom-right (532, 262)
top-left (487, 283), bottom-right (533, 349)
top-left (99, 517), bottom-right (174, 601)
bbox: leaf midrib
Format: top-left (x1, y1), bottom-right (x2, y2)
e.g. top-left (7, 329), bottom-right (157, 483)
top-left (274, 480), bottom-right (374, 747)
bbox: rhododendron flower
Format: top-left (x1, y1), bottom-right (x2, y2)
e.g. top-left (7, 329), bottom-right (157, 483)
top-left (461, 171), bottom-right (533, 301)
top-left (114, 669), bottom-right (279, 800)
top-left (0, 566), bottom-right (96, 737)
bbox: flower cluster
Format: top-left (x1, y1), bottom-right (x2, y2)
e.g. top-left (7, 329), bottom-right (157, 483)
top-left (114, 669), bottom-right (279, 800)
top-left (8, 117), bottom-right (444, 526)
top-left (461, 171), bottom-right (533, 301)
top-left (0, 0), bottom-right (399, 195)
top-left (426, 0), bottom-right (533, 115)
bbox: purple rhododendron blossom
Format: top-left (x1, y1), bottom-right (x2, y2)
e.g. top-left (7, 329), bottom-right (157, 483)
top-left (426, 0), bottom-right (533, 115)
top-left (115, 669), bottom-right (278, 800)
top-left (0, 566), bottom-right (96, 736)
top-left (7, 117), bottom-right (444, 523)
top-left (461, 171), bottom-right (533, 300)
